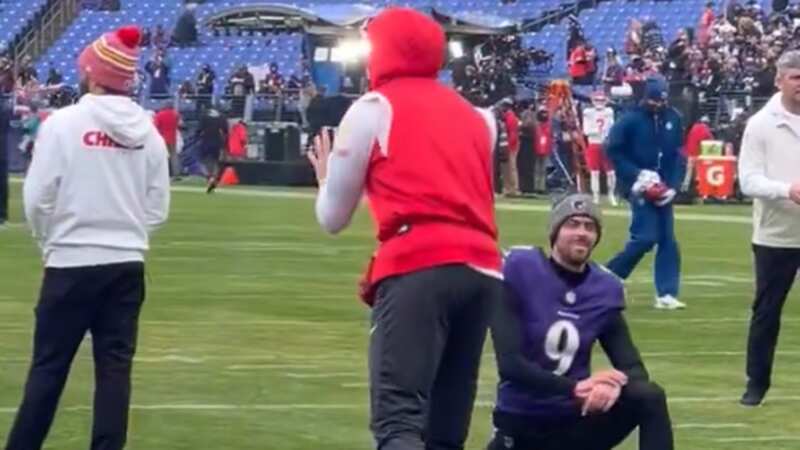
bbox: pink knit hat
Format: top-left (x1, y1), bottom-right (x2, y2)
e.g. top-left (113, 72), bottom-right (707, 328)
top-left (78, 26), bottom-right (141, 93)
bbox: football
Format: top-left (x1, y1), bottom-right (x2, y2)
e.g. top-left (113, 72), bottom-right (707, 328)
top-left (644, 181), bottom-right (670, 203)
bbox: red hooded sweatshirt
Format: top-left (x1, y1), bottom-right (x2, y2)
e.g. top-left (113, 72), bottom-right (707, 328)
top-left (153, 107), bottom-right (179, 147)
top-left (363, 8), bottom-right (501, 287)
top-left (227, 121), bottom-right (248, 158)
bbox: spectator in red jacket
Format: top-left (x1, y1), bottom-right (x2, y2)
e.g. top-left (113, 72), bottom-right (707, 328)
top-left (153, 102), bottom-right (181, 180)
top-left (683, 116), bottom-right (714, 191)
top-left (569, 41), bottom-right (590, 84)
top-left (502, 101), bottom-right (521, 196)
top-left (227, 120), bottom-right (247, 159)
top-left (698, 2), bottom-right (715, 49)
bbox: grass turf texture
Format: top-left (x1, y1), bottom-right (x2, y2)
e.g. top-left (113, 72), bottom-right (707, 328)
top-left (1, 181), bottom-right (799, 449)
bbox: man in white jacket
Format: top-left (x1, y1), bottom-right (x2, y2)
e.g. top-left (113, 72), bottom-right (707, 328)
top-left (737, 49), bottom-right (800, 407)
top-left (6, 26), bottom-right (170, 450)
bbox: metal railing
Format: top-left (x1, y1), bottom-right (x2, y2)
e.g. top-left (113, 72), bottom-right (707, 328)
top-left (12, 0), bottom-right (80, 71)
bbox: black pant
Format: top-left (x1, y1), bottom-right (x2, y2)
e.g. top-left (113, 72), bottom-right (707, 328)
top-left (487, 381), bottom-right (674, 450)
top-left (369, 265), bottom-right (502, 450)
top-left (745, 244), bottom-right (800, 392)
top-left (5, 262), bottom-right (146, 450)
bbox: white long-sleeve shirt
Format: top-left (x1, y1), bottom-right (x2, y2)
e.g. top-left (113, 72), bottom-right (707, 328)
top-left (738, 93), bottom-right (800, 248)
top-left (24, 94), bottom-right (170, 267)
top-left (314, 92), bottom-right (497, 234)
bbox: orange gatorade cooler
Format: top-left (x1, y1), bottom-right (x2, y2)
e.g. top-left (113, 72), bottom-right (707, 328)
top-left (696, 155), bottom-right (737, 199)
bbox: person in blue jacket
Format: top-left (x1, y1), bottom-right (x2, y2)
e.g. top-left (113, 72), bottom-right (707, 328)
top-left (605, 75), bottom-right (686, 310)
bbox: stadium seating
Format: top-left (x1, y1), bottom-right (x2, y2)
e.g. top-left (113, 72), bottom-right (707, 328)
top-left (524, 0), bottom-right (706, 76)
top-left (0, 0), bottom-right (50, 54)
top-left (525, 0), bottom-right (776, 77)
top-left (29, 0), bottom-right (753, 92)
top-left (32, 0), bottom-right (576, 91)
top-left (36, 2), bottom-right (184, 87)
top-left (194, 0), bottom-right (567, 20)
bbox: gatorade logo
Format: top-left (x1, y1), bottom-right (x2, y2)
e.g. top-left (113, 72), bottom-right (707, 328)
top-left (706, 165), bottom-right (726, 187)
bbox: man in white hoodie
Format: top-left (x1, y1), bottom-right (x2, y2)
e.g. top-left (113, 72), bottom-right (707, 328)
top-left (6, 26), bottom-right (170, 450)
top-left (738, 49), bottom-right (800, 407)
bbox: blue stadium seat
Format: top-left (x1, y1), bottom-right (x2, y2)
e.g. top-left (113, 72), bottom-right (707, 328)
top-left (30, 0), bottom-right (718, 89)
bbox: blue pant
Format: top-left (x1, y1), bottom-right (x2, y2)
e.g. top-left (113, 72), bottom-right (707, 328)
top-left (607, 196), bottom-right (681, 297)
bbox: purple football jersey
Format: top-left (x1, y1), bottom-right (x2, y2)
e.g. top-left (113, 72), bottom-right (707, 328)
top-left (496, 247), bottom-right (625, 419)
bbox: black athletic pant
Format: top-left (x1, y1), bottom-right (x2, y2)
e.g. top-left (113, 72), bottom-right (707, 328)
top-left (369, 264), bottom-right (502, 450)
top-left (487, 381), bottom-right (674, 450)
top-left (5, 262), bottom-right (146, 450)
top-left (745, 244), bottom-right (800, 393)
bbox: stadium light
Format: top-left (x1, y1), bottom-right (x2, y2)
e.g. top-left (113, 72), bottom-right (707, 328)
top-left (332, 39), bottom-right (371, 63)
top-left (449, 40), bottom-right (464, 59)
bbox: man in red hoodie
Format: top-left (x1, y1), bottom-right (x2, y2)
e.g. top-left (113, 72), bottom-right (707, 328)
top-left (307, 8), bottom-right (501, 450)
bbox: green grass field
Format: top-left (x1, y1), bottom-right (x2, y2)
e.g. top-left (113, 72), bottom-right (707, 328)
top-left (1, 180), bottom-right (799, 450)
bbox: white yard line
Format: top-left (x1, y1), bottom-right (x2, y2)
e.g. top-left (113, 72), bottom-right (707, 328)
top-left (226, 364), bottom-right (320, 370)
top-left (140, 319), bottom-right (358, 326)
top-left (668, 395), bottom-right (800, 403)
top-left (284, 372), bottom-right (361, 379)
top-left (0, 316), bottom-right (779, 331)
top-left (340, 382), bottom-right (369, 388)
top-left (674, 423), bottom-right (749, 429)
top-left (9, 178), bottom-right (751, 225)
top-left (713, 436), bottom-right (800, 443)
top-left (177, 185), bottom-right (754, 224)
top-left (629, 317), bottom-right (788, 324)
top-left (134, 356), bottom-right (206, 363)
top-left (3, 348), bottom-right (798, 365)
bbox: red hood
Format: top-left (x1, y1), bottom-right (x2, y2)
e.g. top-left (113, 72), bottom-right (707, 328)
top-left (366, 8), bottom-right (445, 89)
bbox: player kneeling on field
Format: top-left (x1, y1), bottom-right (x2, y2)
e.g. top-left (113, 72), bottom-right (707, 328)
top-left (487, 193), bottom-right (674, 450)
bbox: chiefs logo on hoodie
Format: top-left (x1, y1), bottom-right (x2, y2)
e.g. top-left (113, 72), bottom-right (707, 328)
top-left (361, 8), bottom-right (501, 286)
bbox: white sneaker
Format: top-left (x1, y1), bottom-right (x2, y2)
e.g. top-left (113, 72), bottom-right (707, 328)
top-left (655, 295), bottom-right (686, 310)
top-left (608, 194), bottom-right (619, 207)
top-left (593, 195), bottom-right (601, 205)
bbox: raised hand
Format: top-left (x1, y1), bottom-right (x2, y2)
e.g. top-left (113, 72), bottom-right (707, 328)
top-left (306, 127), bottom-right (332, 185)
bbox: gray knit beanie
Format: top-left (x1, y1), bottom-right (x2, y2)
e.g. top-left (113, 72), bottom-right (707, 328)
top-left (549, 193), bottom-right (603, 247)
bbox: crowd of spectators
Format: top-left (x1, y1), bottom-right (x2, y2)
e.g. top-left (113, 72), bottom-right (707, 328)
top-left (453, 34), bottom-right (555, 106)
top-left (596, 0), bottom-right (800, 100)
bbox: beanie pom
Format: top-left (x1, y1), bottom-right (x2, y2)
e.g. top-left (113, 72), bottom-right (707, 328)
top-left (116, 26), bottom-right (141, 49)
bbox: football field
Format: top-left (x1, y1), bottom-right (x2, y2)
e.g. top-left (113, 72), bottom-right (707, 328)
top-left (1, 181), bottom-right (799, 450)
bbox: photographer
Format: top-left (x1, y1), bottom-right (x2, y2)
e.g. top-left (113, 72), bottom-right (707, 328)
top-left (569, 40), bottom-right (592, 85)
top-left (603, 48), bottom-right (625, 94)
top-left (625, 56), bottom-right (648, 100)
top-left (453, 33), bottom-right (550, 107)
top-left (665, 30), bottom-right (692, 84)
top-left (567, 15), bottom-right (585, 57)
top-left (16, 56), bottom-right (38, 85)
top-left (641, 20), bottom-right (665, 55)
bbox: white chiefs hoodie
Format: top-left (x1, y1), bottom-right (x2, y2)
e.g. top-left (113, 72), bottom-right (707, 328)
top-left (23, 94), bottom-right (170, 267)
